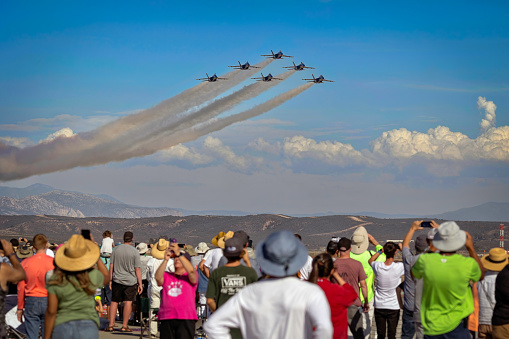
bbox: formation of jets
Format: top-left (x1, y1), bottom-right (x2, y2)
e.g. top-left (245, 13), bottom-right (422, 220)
top-left (198, 50), bottom-right (333, 83)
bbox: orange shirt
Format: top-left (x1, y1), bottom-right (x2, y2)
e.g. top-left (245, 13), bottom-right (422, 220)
top-left (17, 253), bottom-right (54, 309)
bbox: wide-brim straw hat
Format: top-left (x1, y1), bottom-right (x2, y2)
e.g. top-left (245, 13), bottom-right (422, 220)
top-left (55, 234), bottom-right (100, 272)
top-left (256, 230), bottom-right (309, 277)
top-left (433, 221), bottom-right (466, 252)
top-left (211, 232), bottom-right (225, 247)
top-left (351, 226), bottom-right (369, 254)
top-left (481, 247), bottom-right (509, 271)
top-left (151, 239), bottom-right (169, 259)
top-left (217, 231), bottom-right (234, 249)
top-left (195, 242), bottom-right (210, 255)
top-left (16, 245), bottom-right (34, 259)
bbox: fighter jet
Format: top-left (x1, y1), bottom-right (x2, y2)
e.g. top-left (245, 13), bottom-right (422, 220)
top-left (196, 73), bottom-right (228, 82)
top-left (261, 50), bottom-right (293, 59)
top-left (302, 74), bottom-right (334, 83)
top-left (283, 62), bottom-right (315, 71)
top-left (228, 61), bottom-right (260, 70)
top-left (251, 73), bottom-right (283, 82)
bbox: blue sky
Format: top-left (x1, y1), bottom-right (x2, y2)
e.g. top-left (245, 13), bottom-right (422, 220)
top-left (1, 0), bottom-right (508, 215)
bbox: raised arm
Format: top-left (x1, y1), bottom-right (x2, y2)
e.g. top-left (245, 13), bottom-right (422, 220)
top-left (403, 221), bottom-right (423, 249)
top-left (170, 243), bottom-right (197, 284)
top-left (155, 249), bottom-right (171, 287)
top-left (465, 232), bottom-right (485, 281)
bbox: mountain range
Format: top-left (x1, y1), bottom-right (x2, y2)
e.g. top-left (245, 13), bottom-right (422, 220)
top-left (0, 184), bottom-right (508, 221)
top-left (0, 184), bottom-right (182, 218)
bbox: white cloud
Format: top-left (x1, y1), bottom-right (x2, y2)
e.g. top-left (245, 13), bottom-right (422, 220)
top-left (41, 127), bottom-right (75, 143)
top-left (477, 96), bottom-right (496, 131)
top-left (156, 144), bottom-right (213, 165)
top-left (282, 135), bottom-right (371, 166)
top-left (203, 136), bottom-right (263, 170)
top-left (248, 137), bottom-right (282, 155)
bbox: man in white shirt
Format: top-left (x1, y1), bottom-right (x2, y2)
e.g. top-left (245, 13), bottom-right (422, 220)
top-left (204, 230), bottom-right (333, 339)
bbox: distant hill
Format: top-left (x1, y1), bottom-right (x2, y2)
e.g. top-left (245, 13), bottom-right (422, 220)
top-left (0, 190), bottom-right (182, 218)
top-left (0, 214), bottom-right (503, 252)
top-left (0, 183), bottom-right (55, 199)
top-left (1, 184), bottom-right (507, 222)
top-left (428, 202), bottom-right (509, 222)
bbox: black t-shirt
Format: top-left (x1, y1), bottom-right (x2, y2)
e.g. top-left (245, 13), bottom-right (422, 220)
top-left (492, 264), bottom-right (509, 325)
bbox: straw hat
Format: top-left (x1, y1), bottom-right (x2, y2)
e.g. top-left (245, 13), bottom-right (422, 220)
top-left (351, 227), bottom-right (369, 254)
top-left (481, 248), bottom-right (509, 272)
top-left (432, 221), bottom-right (466, 252)
top-left (151, 239), bottom-right (169, 259)
top-left (55, 235), bottom-right (100, 272)
top-left (217, 231), bottom-right (234, 249)
top-left (16, 244), bottom-right (34, 259)
top-left (211, 232), bottom-right (225, 247)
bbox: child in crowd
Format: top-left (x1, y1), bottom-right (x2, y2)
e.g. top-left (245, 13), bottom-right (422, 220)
top-left (100, 230), bottom-right (114, 258)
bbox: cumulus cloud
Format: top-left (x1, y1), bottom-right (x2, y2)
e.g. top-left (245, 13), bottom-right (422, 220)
top-left (477, 96), bottom-right (497, 131)
top-left (156, 144), bottom-right (213, 165)
top-left (282, 136), bottom-right (371, 166)
top-left (41, 128), bottom-right (75, 143)
top-left (203, 136), bottom-right (252, 170)
top-left (248, 97), bottom-right (509, 175)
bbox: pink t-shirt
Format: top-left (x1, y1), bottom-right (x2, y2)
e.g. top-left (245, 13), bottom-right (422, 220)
top-left (158, 271), bottom-right (198, 321)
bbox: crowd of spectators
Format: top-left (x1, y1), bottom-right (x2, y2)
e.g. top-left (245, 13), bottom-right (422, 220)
top-left (0, 219), bottom-right (508, 339)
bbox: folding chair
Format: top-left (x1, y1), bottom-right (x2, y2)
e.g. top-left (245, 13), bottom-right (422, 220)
top-left (139, 297), bottom-right (159, 338)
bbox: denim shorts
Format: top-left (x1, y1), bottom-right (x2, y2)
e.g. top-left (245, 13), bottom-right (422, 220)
top-left (52, 319), bottom-right (98, 339)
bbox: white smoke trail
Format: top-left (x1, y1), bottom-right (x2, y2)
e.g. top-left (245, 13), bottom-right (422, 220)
top-left (119, 82), bottom-right (315, 158)
top-left (74, 59), bottom-right (275, 149)
top-left (0, 71), bottom-right (305, 181)
top-left (477, 96), bottom-right (497, 131)
top-left (0, 59), bottom-right (275, 171)
top-left (124, 70), bottom-right (296, 153)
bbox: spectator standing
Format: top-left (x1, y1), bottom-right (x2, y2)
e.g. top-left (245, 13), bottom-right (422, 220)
top-left (489, 250), bottom-right (509, 339)
top-left (334, 237), bottom-right (369, 339)
top-left (43, 234), bottom-right (110, 339)
top-left (0, 239), bottom-right (26, 339)
top-left (204, 230), bottom-right (333, 339)
top-left (350, 227), bottom-right (385, 339)
top-left (368, 242), bottom-right (404, 339)
top-left (203, 232), bottom-right (229, 278)
top-left (147, 239), bottom-right (174, 337)
top-left (217, 231), bottom-right (262, 278)
top-left (309, 253), bottom-right (357, 339)
top-left (155, 242), bottom-right (198, 339)
top-left (412, 221), bottom-right (484, 338)
top-left (294, 234), bottom-right (313, 280)
top-left (17, 234), bottom-right (54, 339)
top-left (206, 237), bottom-right (258, 339)
top-left (326, 239), bottom-right (339, 260)
top-left (100, 231), bottom-right (114, 258)
top-left (106, 231), bottom-right (142, 333)
top-left (401, 220), bottom-right (437, 339)
top-left (193, 242), bottom-right (210, 319)
top-left (413, 227), bottom-right (440, 339)
top-left (477, 248), bottom-right (507, 338)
